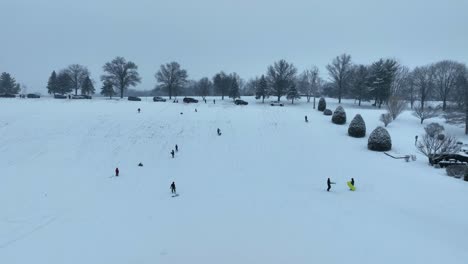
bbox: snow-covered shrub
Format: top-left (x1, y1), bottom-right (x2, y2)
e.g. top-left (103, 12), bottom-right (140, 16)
top-left (387, 96), bottom-right (406, 120)
top-left (332, 106), bottom-right (346, 124)
top-left (368, 126), bottom-right (392, 151)
top-left (417, 122), bottom-right (460, 165)
top-left (425, 123), bottom-right (444, 138)
top-left (446, 165), bottom-right (468, 178)
top-left (318, 97), bottom-right (326, 111)
top-left (348, 114), bottom-right (366, 138)
top-left (323, 109), bottom-right (332, 116)
top-left (380, 113), bottom-right (392, 127)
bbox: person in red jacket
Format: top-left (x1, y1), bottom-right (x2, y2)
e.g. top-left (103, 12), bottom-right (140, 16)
top-left (115, 167), bottom-right (119, 177)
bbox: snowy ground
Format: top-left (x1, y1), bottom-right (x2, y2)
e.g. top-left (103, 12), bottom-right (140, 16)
top-left (0, 96), bottom-right (467, 264)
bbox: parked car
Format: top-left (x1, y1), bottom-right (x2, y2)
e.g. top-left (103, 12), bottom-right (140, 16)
top-left (153, 96), bottom-right (166, 102)
top-left (270, 102), bottom-right (284, 107)
top-left (54, 94), bottom-right (67, 99)
top-left (128, 96), bottom-right (142, 101)
top-left (72, 95), bottom-right (86, 99)
top-left (83, 95), bottom-right (92, 99)
top-left (26, 94), bottom-right (40, 98)
top-left (0, 93), bottom-right (16, 98)
top-left (183, 97), bottom-right (198, 103)
top-left (234, 99), bottom-right (248, 105)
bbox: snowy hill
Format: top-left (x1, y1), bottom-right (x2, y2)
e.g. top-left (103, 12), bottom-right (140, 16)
top-left (1, 97), bottom-right (467, 264)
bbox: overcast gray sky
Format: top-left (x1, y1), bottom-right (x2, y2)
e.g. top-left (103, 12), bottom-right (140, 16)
top-left (1, 0), bottom-right (467, 93)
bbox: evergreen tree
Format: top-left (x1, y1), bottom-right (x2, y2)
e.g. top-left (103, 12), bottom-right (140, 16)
top-left (0, 72), bottom-right (19, 94)
top-left (101, 80), bottom-right (116, 98)
top-left (286, 83), bottom-right (300, 104)
top-left (56, 71), bottom-right (73, 95)
top-left (81, 76), bottom-right (95, 95)
top-left (368, 59), bottom-right (398, 108)
top-left (47, 71), bottom-right (59, 95)
top-left (350, 65), bottom-right (370, 106)
top-left (213, 71), bottom-right (230, 100)
top-left (229, 74), bottom-right (240, 100)
top-left (255, 75), bottom-right (268, 103)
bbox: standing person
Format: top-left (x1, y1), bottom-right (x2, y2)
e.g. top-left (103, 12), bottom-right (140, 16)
top-left (175, 144), bottom-right (178, 152)
top-left (351, 178), bottom-right (354, 186)
top-left (195, 108), bottom-right (198, 112)
top-left (171, 150), bottom-right (175, 158)
top-left (217, 128), bottom-right (221, 136)
top-left (137, 108), bottom-right (141, 113)
top-left (415, 135), bottom-right (418, 146)
top-left (327, 178), bottom-right (335, 192)
top-left (305, 115), bottom-right (308, 122)
top-left (213, 99), bottom-right (216, 104)
top-left (170, 181), bottom-right (176, 194)
top-left (115, 167), bottom-right (119, 177)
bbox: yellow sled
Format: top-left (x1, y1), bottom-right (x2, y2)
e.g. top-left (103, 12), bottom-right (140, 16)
top-left (347, 181), bottom-right (356, 191)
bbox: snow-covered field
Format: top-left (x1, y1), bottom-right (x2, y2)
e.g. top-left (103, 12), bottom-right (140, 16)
top-left (0, 96), bottom-right (467, 264)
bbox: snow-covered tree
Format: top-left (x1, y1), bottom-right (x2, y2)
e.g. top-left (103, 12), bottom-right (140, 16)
top-left (101, 57), bottom-right (141, 99)
top-left (255, 75), bottom-right (268, 103)
top-left (368, 127), bottom-right (392, 151)
top-left (0, 72), bottom-right (20, 94)
top-left (47, 71), bottom-right (59, 95)
top-left (349, 65), bottom-right (370, 106)
top-left (155, 61), bottom-right (188, 99)
top-left (229, 74), bottom-right (240, 100)
top-left (416, 123), bottom-right (460, 164)
top-left (386, 96), bottom-right (406, 120)
top-left (413, 103), bottom-right (438, 124)
top-left (56, 71), bottom-right (73, 95)
top-left (101, 80), bottom-right (116, 98)
top-left (81, 76), bottom-right (95, 95)
top-left (64, 64), bottom-right (90, 95)
top-left (267, 59), bottom-right (297, 102)
top-left (286, 84), bottom-right (300, 104)
top-left (348, 114), bottom-right (366, 138)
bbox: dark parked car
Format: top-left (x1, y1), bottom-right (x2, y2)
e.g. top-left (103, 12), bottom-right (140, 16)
top-left (27, 94), bottom-right (40, 98)
top-left (128, 96), bottom-right (142, 101)
top-left (54, 94), bottom-right (67, 99)
top-left (153, 96), bottom-right (166, 102)
top-left (183, 97), bottom-right (198, 103)
top-left (72, 95), bottom-right (86, 99)
top-left (234, 99), bottom-right (248, 105)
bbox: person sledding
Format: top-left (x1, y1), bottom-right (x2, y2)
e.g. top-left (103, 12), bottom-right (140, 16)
top-left (170, 181), bottom-right (176, 194)
top-left (217, 128), bottom-right (222, 136)
top-left (327, 178), bottom-right (336, 192)
top-left (115, 167), bottom-right (119, 177)
top-left (347, 178), bottom-right (356, 191)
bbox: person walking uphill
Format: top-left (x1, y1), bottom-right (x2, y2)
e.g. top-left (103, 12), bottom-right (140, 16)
top-left (170, 181), bottom-right (176, 194)
top-left (305, 115), bottom-right (308, 122)
top-left (175, 144), bottom-right (179, 152)
top-left (171, 150), bottom-right (175, 158)
top-left (115, 167), bottom-right (119, 177)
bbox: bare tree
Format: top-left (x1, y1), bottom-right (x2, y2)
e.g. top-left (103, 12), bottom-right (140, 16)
top-left (380, 113), bottom-right (392, 127)
top-left (387, 96), bottom-right (406, 120)
top-left (326, 53), bottom-right (352, 103)
top-left (101, 57), bottom-right (141, 99)
top-left (267, 59), bottom-right (297, 102)
top-left (413, 102), bottom-right (439, 124)
top-left (298, 66), bottom-right (320, 104)
top-left (196, 77), bottom-right (212, 99)
top-left (155, 62), bottom-right (188, 99)
top-left (213, 71), bottom-right (230, 100)
top-left (412, 65), bottom-right (434, 111)
top-left (432, 60), bottom-right (465, 111)
top-left (416, 123), bottom-right (460, 164)
top-left (65, 64), bottom-right (90, 95)
top-left (349, 64), bottom-right (369, 106)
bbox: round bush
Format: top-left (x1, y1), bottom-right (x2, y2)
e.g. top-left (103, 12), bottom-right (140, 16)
top-left (368, 126), bottom-right (392, 151)
top-left (446, 165), bottom-right (468, 178)
top-left (318, 97), bottom-right (326, 111)
top-left (348, 114), bottom-right (366, 138)
top-left (323, 109), bottom-right (332, 116)
top-left (332, 106), bottom-right (347, 125)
